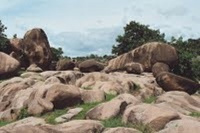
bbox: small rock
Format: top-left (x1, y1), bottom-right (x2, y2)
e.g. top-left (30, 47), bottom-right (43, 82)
top-left (55, 108), bottom-right (83, 123)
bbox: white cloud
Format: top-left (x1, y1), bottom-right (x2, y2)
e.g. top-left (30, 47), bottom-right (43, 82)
top-left (1, 0), bottom-right (200, 56)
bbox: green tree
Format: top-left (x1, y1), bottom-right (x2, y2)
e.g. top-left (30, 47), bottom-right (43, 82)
top-left (170, 36), bottom-right (200, 80)
top-left (0, 20), bottom-right (10, 53)
top-left (51, 47), bottom-right (64, 61)
top-left (112, 21), bottom-right (166, 55)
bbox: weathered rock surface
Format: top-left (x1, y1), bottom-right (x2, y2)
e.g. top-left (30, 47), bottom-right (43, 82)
top-left (123, 103), bottom-right (180, 131)
top-left (156, 72), bottom-right (200, 94)
top-left (0, 117), bottom-right (46, 131)
top-left (104, 42), bottom-right (178, 73)
top-left (156, 91), bottom-right (200, 115)
top-left (79, 59), bottom-right (104, 72)
top-left (12, 28), bottom-right (52, 69)
top-left (152, 62), bottom-right (170, 77)
top-left (157, 119), bottom-right (200, 133)
top-left (56, 59), bottom-right (75, 71)
top-left (86, 94), bottom-right (140, 120)
top-left (0, 71), bottom-right (84, 120)
top-left (125, 62), bottom-right (144, 74)
top-left (76, 72), bottom-right (163, 99)
top-left (0, 52), bottom-right (20, 77)
top-left (103, 127), bottom-right (142, 133)
top-left (0, 119), bottom-right (104, 133)
top-left (80, 89), bottom-right (105, 103)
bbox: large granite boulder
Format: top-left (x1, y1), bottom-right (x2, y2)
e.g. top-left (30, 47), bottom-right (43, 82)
top-left (10, 28), bottom-right (52, 69)
top-left (156, 72), bottom-right (200, 94)
top-left (79, 59), bottom-right (104, 72)
top-left (0, 52), bottom-right (20, 77)
top-left (104, 42), bottom-right (178, 73)
top-left (56, 59), bottom-right (75, 71)
top-left (123, 103), bottom-right (180, 131)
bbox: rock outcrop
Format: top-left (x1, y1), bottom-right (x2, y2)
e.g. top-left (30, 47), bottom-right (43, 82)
top-left (10, 28), bottom-right (52, 69)
top-left (104, 42), bottom-right (178, 73)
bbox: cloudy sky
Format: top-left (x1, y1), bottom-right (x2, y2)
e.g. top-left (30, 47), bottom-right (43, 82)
top-left (0, 0), bottom-right (200, 57)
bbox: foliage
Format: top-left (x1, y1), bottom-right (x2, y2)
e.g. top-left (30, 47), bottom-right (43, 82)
top-left (17, 108), bottom-right (29, 120)
top-left (112, 21), bottom-right (165, 55)
top-left (143, 96), bottom-right (157, 104)
top-left (42, 108), bottom-right (68, 124)
top-left (0, 20), bottom-right (10, 54)
top-left (191, 56), bottom-right (200, 80)
top-left (170, 37), bottom-right (200, 80)
top-left (189, 112), bottom-right (200, 118)
top-left (73, 54), bottom-right (114, 63)
top-left (51, 47), bottom-right (64, 61)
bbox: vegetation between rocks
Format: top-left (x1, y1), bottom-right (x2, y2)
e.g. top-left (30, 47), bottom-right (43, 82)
top-left (189, 112), bottom-right (200, 118)
top-left (143, 95), bottom-right (157, 104)
top-left (102, 116), bottom-right (153, 133)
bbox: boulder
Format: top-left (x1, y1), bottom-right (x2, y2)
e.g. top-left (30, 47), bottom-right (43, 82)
top-left (27, 64), bottom-right (43, 72)
top-left (157, 119), bottom-right (200, 133)
top-left (56, 59), bottom-right (75, 71)
top-left (156, 91), bottom-right (200, 115)
top-left (156, 72), bottom-right (200, 94)
top-left (14, 28), bottom-right (52, 69)
top-left (152, 62), bottom-right (169, 77)
top-left (104, 42), bottom-right (178, 73)
top-left (0, 52), bottom-right (20, 77)
top-left (122, 103), bottom-right (180, 131)
top-left (125, 62), bottom-right (144, 74)
top-left (86, 94), bottom-right (140, 120)
top-left (79, 59), bottom-right (104, 72)
top-left (45, 84), bottom-right (82, 109)
top-left (103, 127), bottom-right (142, 133)
top-left (80, 89), bottom-right (105, 103)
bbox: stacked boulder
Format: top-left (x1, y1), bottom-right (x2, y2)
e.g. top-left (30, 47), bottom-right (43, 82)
top-left (9, 28), bottom-right (52, 70)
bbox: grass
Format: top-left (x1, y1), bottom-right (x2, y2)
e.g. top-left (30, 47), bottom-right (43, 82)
top-left (102, 117), bottom-right (153, 133)
top-left (74, 94), bottom-right (116, 120)
top-left (73, 102), bottom-right (101, 119)
top-left (189, 112), bottom-right (200, 118)
top-left (82, 86), bottom-right (93, 90)
top-left (143, 96), bottom-right (157, 104)
top-left (42, 108), bottom-right (68, 124)
top-left (0, 121), bottom-right (11, 127)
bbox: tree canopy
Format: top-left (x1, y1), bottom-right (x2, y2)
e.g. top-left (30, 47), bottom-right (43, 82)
top-left (0, 20), bottom-right (10, 53)
top-left (112, 21), bottom-right (166, 55)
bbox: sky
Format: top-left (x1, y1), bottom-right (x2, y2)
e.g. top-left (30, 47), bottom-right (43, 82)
top-left (0, 0), bottom-right (200, 57)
